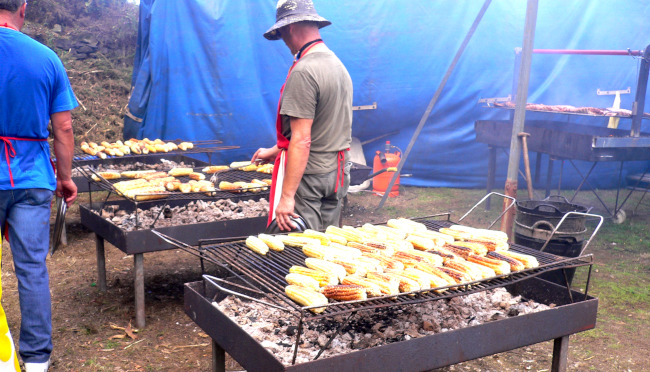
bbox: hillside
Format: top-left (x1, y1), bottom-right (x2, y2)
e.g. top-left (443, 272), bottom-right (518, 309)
top-left (23, 0), bottom-right (138, 144)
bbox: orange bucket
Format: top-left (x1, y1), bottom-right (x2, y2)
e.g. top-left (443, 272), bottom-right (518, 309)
top-left (372, 141), bottom-right (400, 197)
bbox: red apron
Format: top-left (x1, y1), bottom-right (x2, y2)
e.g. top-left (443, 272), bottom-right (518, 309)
top-left (267, 41), bottom-right (348, 226)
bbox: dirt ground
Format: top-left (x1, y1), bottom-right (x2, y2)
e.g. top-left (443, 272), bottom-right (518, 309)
top-left (1, 186), bottom-right (648, 371)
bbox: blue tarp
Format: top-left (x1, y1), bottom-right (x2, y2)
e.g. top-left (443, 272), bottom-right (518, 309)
top-left (126, 0), bottom-right (650, 189)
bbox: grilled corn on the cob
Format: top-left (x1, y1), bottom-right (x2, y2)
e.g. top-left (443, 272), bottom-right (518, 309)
top-left (320, 285), bottom-right (367, 301)
top-left (285, 273), bottom-right (320, 291)
top-left (257, 234), bottom-right (284, 252)
top-left (289, 266), bottom-right (338, 287)
top-left (245, 236), bottom-right (269, 255)
top-left (341, 276), bottom-right (383, 297)
top-left (285, 285), bottom-right (328, 313)
top-left (466, 253), bottom-right (511, 275)
top-left (486, 251), bottom-right (525, 271)
top-left (305, 258), bottom-right (347, 282)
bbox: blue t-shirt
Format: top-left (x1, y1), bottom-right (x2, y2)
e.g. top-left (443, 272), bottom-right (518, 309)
top-left (0, 27), bottom-right (78, 190)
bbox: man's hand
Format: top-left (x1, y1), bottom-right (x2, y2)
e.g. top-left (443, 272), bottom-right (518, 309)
top-left (251, 145), bottom-right (280, 164)
top-left (274, 196), bottom-right (299, 231)
top-left (56, 178), bottom-right (77, 206)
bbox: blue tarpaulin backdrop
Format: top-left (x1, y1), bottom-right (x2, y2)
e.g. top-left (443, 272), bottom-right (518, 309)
top-left (125, 0), bottom-right (650, 189)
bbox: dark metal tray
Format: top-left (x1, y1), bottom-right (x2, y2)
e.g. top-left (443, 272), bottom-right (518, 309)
top-left (185, 277), bottom-right (598, 372)
top-left (79, 198), bottom-right (267, 255)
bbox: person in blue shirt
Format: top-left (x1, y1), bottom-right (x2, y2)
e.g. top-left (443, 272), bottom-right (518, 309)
top-left (0, 0), bottom-right (78, 370)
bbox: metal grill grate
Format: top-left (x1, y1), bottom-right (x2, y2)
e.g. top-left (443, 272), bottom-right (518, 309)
top-left (166, 219), bottom-right (593, 320)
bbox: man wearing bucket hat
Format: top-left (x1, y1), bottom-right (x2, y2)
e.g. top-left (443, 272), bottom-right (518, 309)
top-left (252, 0), bottom-right (353, 232)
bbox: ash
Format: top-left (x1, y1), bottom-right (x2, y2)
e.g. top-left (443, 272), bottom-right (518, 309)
top-left (96, 198), bottom-right (268, 231)
top-left (72, 159), bottom-right (194, 177)
top-left (213, 288), bottom-right (551, 366)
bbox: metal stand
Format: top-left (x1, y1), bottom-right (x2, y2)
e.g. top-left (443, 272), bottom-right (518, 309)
top-left (551, 336), bottom-right (570, 372)
top-left (212, 339), bottom-right (225, 372)
top-left (134, 253), bottom-right (145, 328)
top-left (95, 234), bottom-right (107, 291)
top-left (94, 233), bottom-right (146, 328)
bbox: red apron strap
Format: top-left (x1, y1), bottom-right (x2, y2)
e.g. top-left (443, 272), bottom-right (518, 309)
top-left (334, 149), bottom-right (349, 193)
top-left (0, 136), bottom-right (47, 188)
top-left (268, 41), bottom-right (324, 226)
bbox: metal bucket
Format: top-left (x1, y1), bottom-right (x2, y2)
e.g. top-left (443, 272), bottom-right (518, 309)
top-left (515, 195), bottom-right (589, 238)
top-left (514, 233), bottom-right (583, 286)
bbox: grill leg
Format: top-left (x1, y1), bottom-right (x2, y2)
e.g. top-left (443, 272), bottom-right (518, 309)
top-left (212, 339), bottom-right (225, 372)
top-left (95, 234), bottom-right (107, 292)
top-left (134, 253), bottom-right (146, 328)
top-left (551, 335), bottom-right (569, 372)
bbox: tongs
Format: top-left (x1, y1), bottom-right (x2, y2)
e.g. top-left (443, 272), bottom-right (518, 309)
top-left (50, 196), bottom-right (67, 256)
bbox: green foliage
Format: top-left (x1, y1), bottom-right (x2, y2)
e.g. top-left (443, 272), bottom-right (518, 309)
top-left (26, 0), bottom-right (135, 27)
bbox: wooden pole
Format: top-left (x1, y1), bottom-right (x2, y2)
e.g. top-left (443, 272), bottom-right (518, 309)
top-left (500, 0), bottom-right (538, 239)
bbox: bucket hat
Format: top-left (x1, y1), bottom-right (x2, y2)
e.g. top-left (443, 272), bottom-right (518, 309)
top-left (264, 0), bottom-right (331, 40)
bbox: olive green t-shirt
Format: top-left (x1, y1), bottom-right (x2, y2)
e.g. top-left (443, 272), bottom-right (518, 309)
top-left (280, 48), bottom-right (353, 174)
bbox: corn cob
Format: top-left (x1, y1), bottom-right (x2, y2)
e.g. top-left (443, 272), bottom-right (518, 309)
top-left (425, 247), bottom-right (463, 263)
top-left (444, 259), bottom-right (484, 281)
top-left (289, 266), bottom-right (338, 287)
top-left (448, 224), bottom-right (509, 242)
top-left (120, 170), bottom-right (156, 178)
top-left (320, 285), bottom-right (367, 301)
top-left (362, 252), bottom-right (405, 271)
top-left (257, 234), bottom-right (284, 252)
top-left (373, 225), bottom-right (408, 240)
top-left (261, 178), bottom-right (273, 186)
top-left (404, 268), bottom-right (449, 292)
top-left (405, 250), bottom-right (445, 266)
top-left (285, 273), bottom-right (320, 291)
top-left (438, 227), bottom-right (470, 241)
top-left (396, 217), bottom-right (428, 231)
top-left (305, 258), bottom-right (347, 281)
top-left (346, 241), bottom-right (381, 256)
top-left (487, 251), bottom-right (525, 271)
top-left (362, 240), bottom-right (394, 255)
top-left (329, 257), bottom-right (367, 276)
top-left (178, 142), bottom-right (194, 151)
top-left (245, 236), bottom-right (269, 255)
top-left (339, 225), bottom-right (372, 242)
top-left (341, 276), bottom-right (383, 297)
top-left (323, 232), bottom-right (347, 245)
top-left (458, 260), bottom-right (496, 280)
top-left (292, 230), bottom-right (331, 246)
top-left (113, 178), bottom-right (148, 191)
top-left (354, 255), bottom-right (384, 273)
top-left (396, 268), bottom-right (432, 290)
top-left (442, 243), bottom-right (473, 259)
top-left (439, 264), bottom-right (474, 283)
top-left (382, 272), bottom-right (421, 293)
top-left (165, 180), bottom-right (182, 191)
top-left (178, 183), bottom-right (192, 193)
top-left (188, 172), bottom-right (206, 181)
top-left (91, 171), bottom-right (121, 181)
top-left (147, 176), bottom-right (177, 187)
top-left (494, 250), bottom-right (539, 269)
top-left (124, 186), bottom-right (168, 201)
top-left (202, 165), bottom-right (229, 174)
top-left (142, 171), bottom-right (169, 180)
top-left (467, 253), bottom-right (511, 275)
top-left (365, 272), bottom-right (400, 295)
top-left (405, 235), bottom-right (438, 251)
top-left (451, 241), bottom-right (489, 256)
top-left (414, 263), bottom-right (458, 286)
top-left (167, 168), bottom-right (193, 177)
top-left (285, 285), bottom-right (328, 313)
top-left (277, 235), bottom-right (320, 248)
top-left (327, 243), bottom-right (363, 259)
top-left (229, 161), bottom-right (252, 168)
top-left (386, 218), bottom-right (417, 233)
top-left (302, 243), bottom-right (337, 260)
top-left (409, 229), bottom-right (455, 245)
top-left (256, 163), bottom-right (274, 174)
top-left (324, 225), bottom-right (357, 242)
top-left (166, 142), bottom-right (179, 151)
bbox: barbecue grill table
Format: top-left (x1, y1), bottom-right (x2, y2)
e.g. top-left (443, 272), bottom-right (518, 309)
top-left (79, 188), bottom-right (269, 328)
top-left (184, 277), bottom-right (597, 372)
top-left (178, 217), bottom-right (597, 372)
